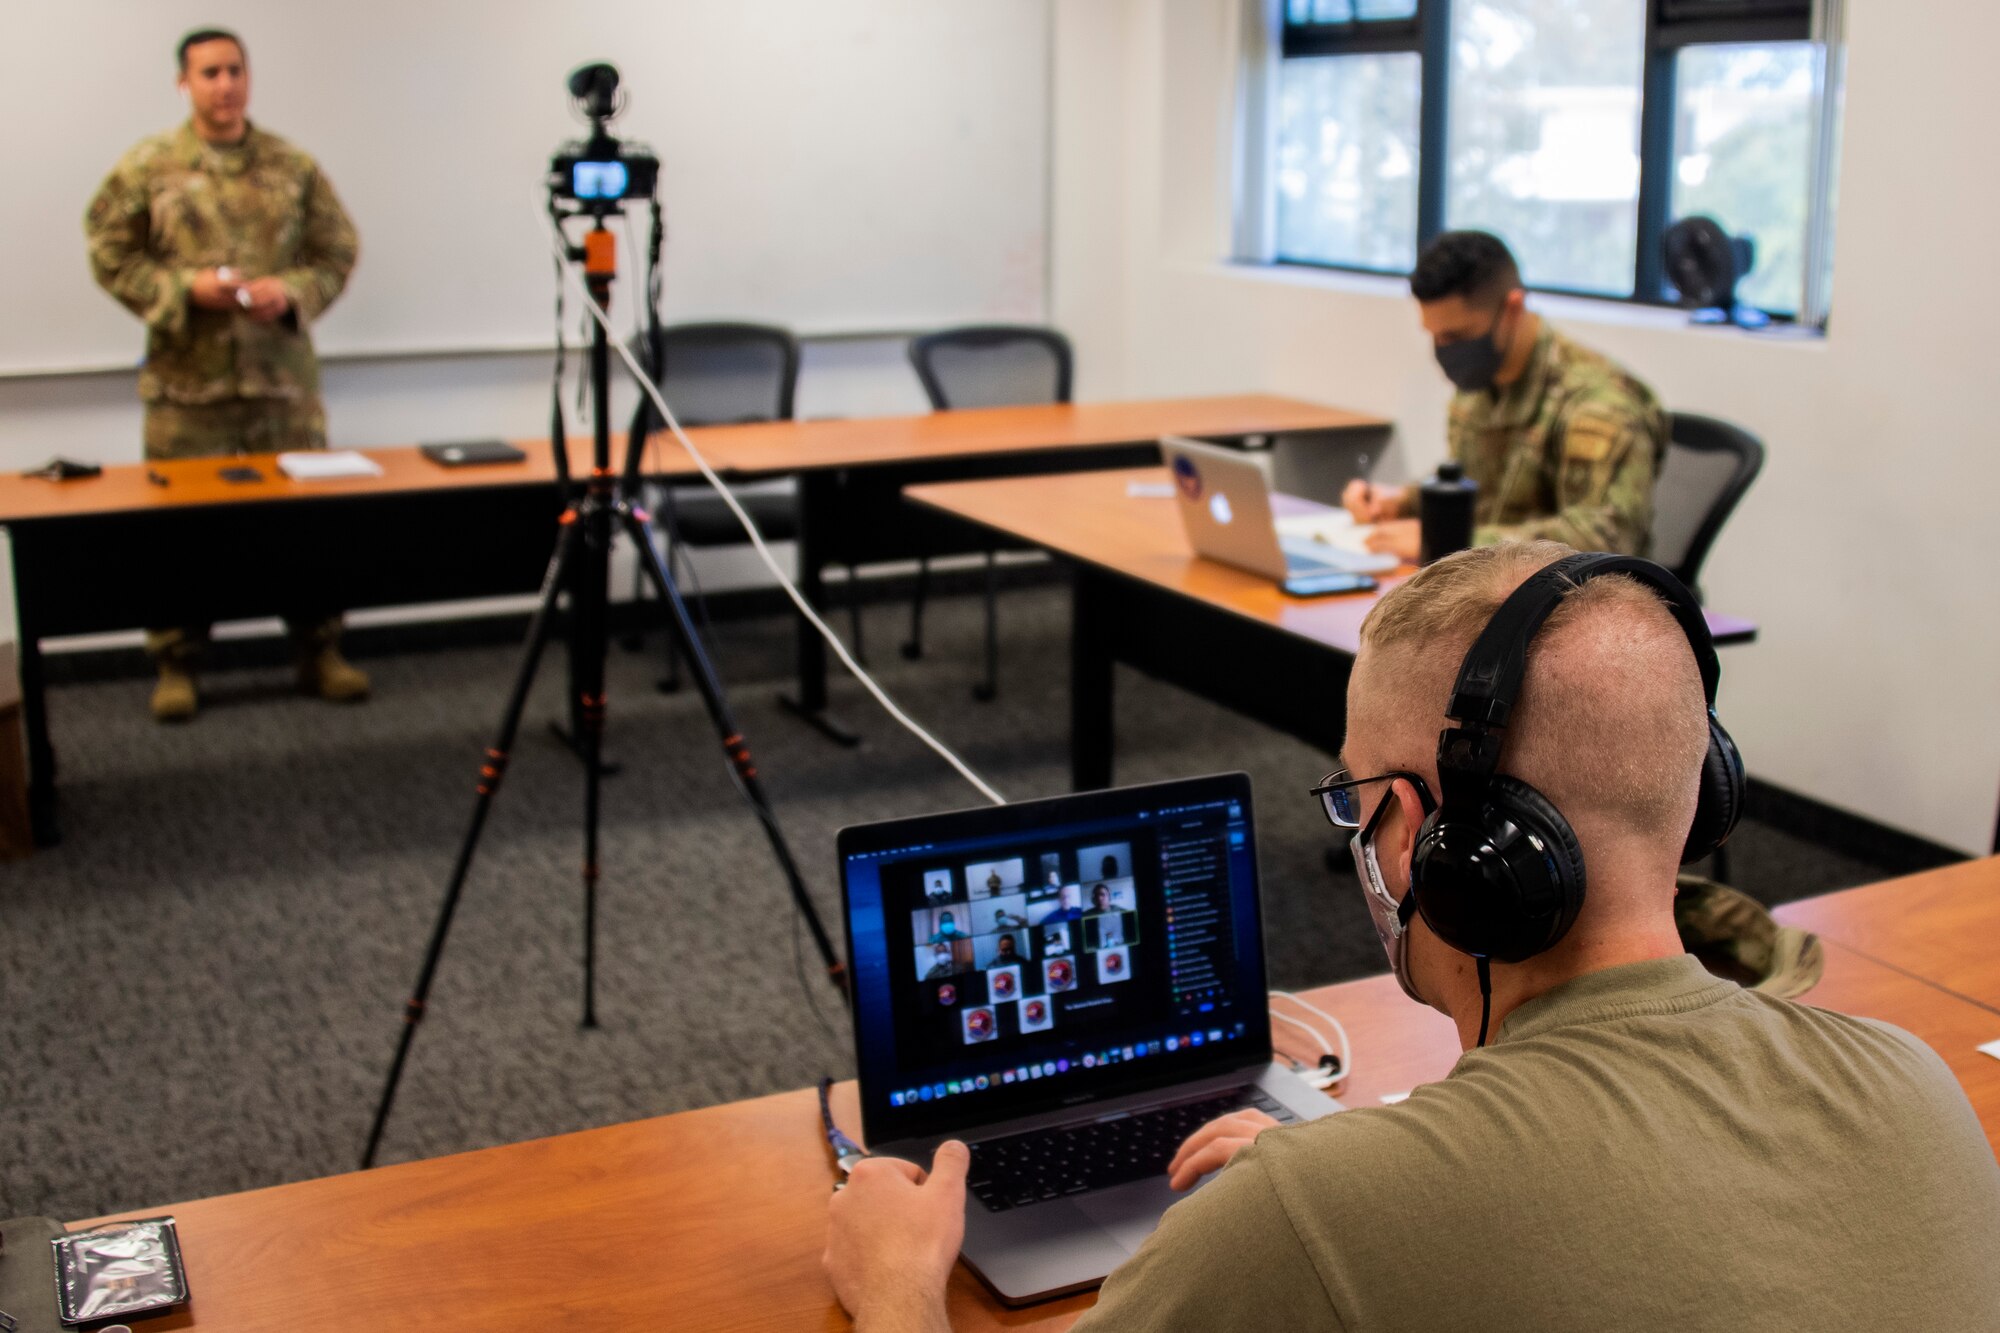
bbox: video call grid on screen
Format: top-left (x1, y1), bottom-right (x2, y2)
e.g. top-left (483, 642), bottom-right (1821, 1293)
top-left (875, 795), bottom-right (1277, 1085)
top-left (900, 837), bottom-right (1145, 1065)
top-left (840, 776), bottom-right (1273, 1141)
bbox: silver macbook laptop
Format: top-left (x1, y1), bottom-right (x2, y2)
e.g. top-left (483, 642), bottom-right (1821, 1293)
top-left (837, 773), bottom-right (1342, 1306)
top-left (1161, 435), bottom-right (1397, 584)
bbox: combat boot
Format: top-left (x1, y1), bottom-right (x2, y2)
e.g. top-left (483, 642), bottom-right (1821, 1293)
top-left (299, 647), bottom-right (370, 702)
top-left (151, 660), bottom-right (198, 722)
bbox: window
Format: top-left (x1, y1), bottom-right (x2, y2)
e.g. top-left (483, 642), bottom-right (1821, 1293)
top-left (1276, 53), bottom-right (1422, 271)
top-left (1274, 3), bottom-right (1428, 271)
top-left (1288, 0), bottom-right (1419, 19)
top-left (1670, 42), bottom-right (1816, 314)
top-left (1446, 0), bottom-right (1647, 296)
top-left (1263, 0), bottom-right (1838, 319)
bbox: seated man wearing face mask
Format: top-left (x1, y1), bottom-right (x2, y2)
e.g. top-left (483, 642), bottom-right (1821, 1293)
top-left (1345, 231), bottom-right (1667, 564)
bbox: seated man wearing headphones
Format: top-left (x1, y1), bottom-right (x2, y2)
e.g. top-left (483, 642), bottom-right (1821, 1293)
top-left (824, 541), bottom-right (2000, 1331)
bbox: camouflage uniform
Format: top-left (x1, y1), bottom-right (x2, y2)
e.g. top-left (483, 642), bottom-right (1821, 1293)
top-left (1402, 323), bottom-right (1667, 556)
top-left (1674, 874), bottom-right (1825, 999)
top-left (86, 120), bottom-right (358, 661)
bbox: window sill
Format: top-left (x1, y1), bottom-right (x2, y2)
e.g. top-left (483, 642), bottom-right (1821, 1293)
top-left (1201, 260), bottom-right (1827, 346)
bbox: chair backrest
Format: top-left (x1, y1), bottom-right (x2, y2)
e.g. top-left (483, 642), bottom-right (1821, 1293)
top-left (629, 322), bottom-right (800, 431)
top-left (1653, 412), bottom-right (1766, 595)
top-left (908, 325), bottom-right (1074, 409)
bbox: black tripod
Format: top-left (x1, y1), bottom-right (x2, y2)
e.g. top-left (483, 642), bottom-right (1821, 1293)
top-left (361, 209), bottom-right (845, 1171)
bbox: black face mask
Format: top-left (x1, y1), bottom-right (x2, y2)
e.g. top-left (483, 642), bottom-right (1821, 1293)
top-left (1434, 313), bottom-right (1511, 392)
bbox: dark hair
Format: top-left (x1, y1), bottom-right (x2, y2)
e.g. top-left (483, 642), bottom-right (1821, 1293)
top-left (1410, 231), bottom-right (1521, 306)
top-left (178, 28), bottom-right (245, 71)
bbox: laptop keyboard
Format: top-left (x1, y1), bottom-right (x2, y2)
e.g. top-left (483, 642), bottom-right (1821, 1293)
top-left (966, 1087), bottom-right (1297, 1211)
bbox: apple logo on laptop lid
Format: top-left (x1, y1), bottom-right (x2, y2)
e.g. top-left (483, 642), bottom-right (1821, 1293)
top-left (1209, 491), bottom-right (1233, 525)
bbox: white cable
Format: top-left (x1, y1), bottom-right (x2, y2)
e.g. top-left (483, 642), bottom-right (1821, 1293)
top-left (1269, 989), bottom-right (1353, 1089)
top-left (545, 214), bottom-right (1007, 807)
top-left (1271, 1010), bottom-right (1330, 1055)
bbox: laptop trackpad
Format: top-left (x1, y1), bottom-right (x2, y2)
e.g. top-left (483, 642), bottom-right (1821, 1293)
top-left (1074, 1175), bottom-right (1192, 1255)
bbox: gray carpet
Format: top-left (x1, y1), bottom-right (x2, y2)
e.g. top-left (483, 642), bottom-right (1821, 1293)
top-left (0, 584), bottom-right (1897, 1222)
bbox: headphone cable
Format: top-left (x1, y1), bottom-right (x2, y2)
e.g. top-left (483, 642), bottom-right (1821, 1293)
top-left (1475, 956), bottom-right (1493, 1048)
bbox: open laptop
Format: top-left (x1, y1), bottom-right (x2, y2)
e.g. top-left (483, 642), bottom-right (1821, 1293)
top-left (1161, 435), bottom-right (1397, 588)
top-left (837, 772), bottom-right (1342, 1306)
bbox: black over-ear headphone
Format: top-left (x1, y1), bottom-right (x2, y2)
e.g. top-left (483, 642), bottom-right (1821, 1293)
top-left (1407, 552), bottom-right (1743, 965)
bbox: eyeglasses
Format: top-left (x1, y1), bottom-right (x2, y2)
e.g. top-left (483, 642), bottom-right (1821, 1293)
top-left (1311, 767), bottom-right (1438, 946)
top-left (1309, 766), bottom-right (1436, 833)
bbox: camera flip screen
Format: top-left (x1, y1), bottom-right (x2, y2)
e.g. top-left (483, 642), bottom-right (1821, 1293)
top-left (572, 160), bottom-right (630, 200)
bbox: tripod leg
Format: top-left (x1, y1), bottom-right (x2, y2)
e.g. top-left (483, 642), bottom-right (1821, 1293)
top-left (572, 497), bottom-right (619, 1033)
top-left (655, 531), bottom-right (685, 695)
top-left (363, 518), bottom-right (582, 1170)
top-left (621, 505), bottom-right (848, 996)
top-left (621, 487), bottom-right (648, 653)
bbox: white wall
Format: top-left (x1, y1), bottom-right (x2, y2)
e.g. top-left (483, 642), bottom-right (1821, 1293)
top-left (2, 0), bottom-right (1050, 372)
top-left (1051, 0), bottom-right (1999, 855)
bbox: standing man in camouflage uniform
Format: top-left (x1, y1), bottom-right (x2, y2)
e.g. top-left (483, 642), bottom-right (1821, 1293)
top-left (1344, 231), bottom-right (1667, 562)
top-left (86, 27), bottom-right (368, 721)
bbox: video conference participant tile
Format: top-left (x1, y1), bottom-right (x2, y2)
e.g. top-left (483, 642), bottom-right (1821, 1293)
top-left (966, 856), bottom-right (1025, 900)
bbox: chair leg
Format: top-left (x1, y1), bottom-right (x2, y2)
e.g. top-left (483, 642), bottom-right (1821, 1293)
top-left (847, 564), bottom-right (866, 664)
top-left (902, 557), bottom-right (929, 660)
top-left (973, 550), bottom-right (999, 702)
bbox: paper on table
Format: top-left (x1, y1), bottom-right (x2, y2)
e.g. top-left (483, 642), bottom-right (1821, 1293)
top-left (1977, 1039), bottom-right (2000, 1062)
top-left (277, 450), bottom-right (384, 481)
top-left (1276, 510), bottom-right (1373, 553)
top-left (1276, 512), bottom-right (1399, 573)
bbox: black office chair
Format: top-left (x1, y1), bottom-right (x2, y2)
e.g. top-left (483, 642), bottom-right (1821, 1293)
top-left (1654, 412), bottom-right (1765, 601)
top-left (905, 325), bottom-right (1075, 701)
top-left (625, 322), bottom-right (812, 688)
top-left (1656, 411), bottom-right (1764, 880)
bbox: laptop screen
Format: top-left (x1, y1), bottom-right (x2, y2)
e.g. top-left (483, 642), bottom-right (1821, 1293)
top-left (838, 773), bottom-right (1274, 1146)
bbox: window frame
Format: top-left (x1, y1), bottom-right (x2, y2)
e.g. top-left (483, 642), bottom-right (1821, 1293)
top-left (1268, 0), bottom-right (1820, 320)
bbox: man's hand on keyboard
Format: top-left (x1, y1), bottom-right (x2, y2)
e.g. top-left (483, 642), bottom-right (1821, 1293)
top-left (825, 1141), bottom-right (969, 1331)
top-left (1166, 1108), bottom-right (1280, 1191)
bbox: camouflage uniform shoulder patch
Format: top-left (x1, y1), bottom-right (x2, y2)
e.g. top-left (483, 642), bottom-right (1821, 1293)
top-left (1560, 403), bottom-right (1624, 463)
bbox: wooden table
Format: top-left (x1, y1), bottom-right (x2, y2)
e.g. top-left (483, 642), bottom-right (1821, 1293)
top-left (1778, 856), bottom-right (2000, 1013)
top-left (722, 398), bottom-right (1388, 746)
top-left (907, 468), bottom-right (1757, 790)
top-left (74, 859), bottom-right (2000, 1331)
top-left (0, 396), bottom-right (1387, 845)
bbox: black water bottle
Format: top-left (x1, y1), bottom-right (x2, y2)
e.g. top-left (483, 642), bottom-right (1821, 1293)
top-left (1419, 462), bottom-right (1478, 565)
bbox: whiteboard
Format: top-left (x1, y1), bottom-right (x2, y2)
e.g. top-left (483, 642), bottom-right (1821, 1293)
top-left (0, 0), bottom-right (1050, 375)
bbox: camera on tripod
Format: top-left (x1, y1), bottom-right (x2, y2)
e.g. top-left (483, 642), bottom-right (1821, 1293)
top-left (548, 62), bottom-right (659, 209)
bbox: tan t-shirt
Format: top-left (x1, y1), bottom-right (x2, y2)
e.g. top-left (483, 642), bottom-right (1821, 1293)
top-left (1074, 955), bottom-right (2000, 1331)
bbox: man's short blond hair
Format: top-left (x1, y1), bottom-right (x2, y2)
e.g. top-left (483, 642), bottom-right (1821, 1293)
top-left (1355, 541), bottom-right (1710, 845)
